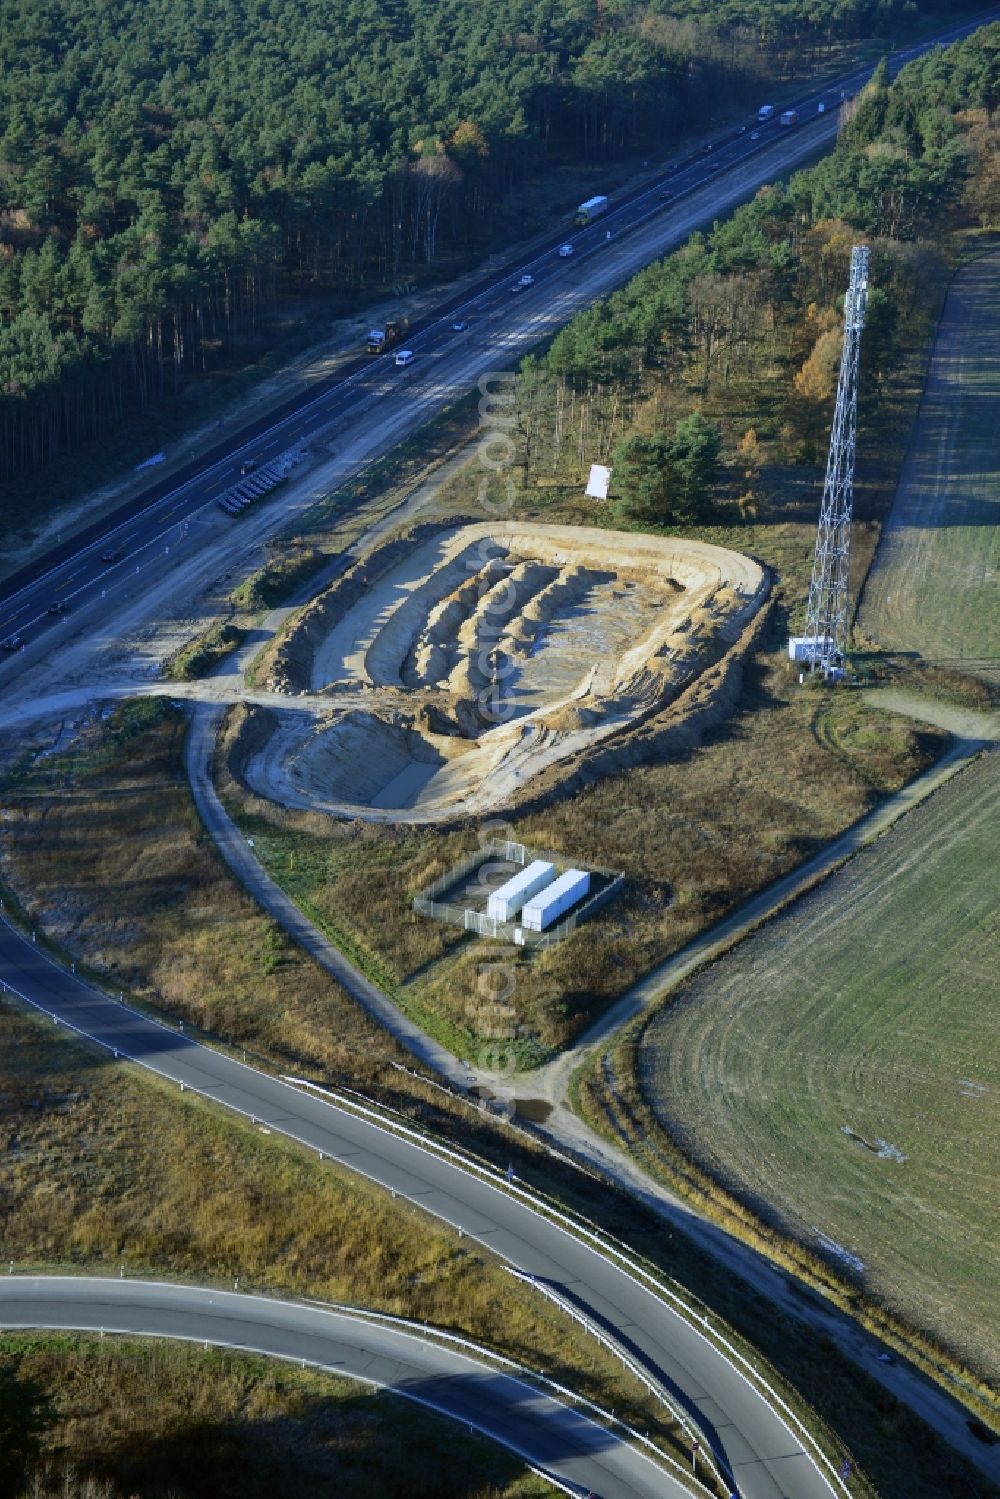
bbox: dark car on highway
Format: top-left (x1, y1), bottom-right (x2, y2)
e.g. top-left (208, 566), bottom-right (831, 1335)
top-left (2, 633), bottom-right (25, 651)
top-left (240, 458), bottom-right (258, 476)
top-left (47, 599), bottom-right (68, 614)
top-left (100, 543), bottom-right (126, 564)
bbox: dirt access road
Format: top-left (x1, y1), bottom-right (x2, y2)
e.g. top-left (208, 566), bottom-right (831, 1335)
top-left (858, 248), bottom-right (1000, 680)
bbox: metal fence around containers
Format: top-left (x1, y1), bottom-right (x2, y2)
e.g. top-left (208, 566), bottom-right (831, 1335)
top-left (410, 839), bottom-right (529, 907)
top-left (412, 839), bottom-right (623, 948)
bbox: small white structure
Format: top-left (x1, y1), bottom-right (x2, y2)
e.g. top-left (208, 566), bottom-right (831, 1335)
top-left (487, 860), bottom-right (555, 923)
top-left (522, 869), bottom-right (590, 932)
top-left (788, 635), bottom-right (823, 662)
top-left (586, 463), bottom-right (611, 500)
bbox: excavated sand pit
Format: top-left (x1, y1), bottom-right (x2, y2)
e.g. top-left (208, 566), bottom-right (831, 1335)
top-left (240, 522), bottom-right (767, 822)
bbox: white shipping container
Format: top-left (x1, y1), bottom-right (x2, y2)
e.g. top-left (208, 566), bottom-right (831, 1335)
top-left (788, 635), bottom-right (823, 662)
top-left (522, 869), bottom-right (591, 932)
top-left (486, 860), bottom-right (556, 923)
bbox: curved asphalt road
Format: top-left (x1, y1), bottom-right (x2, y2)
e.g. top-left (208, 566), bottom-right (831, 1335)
top-left (0, 1276), bottom-right (686, 1499)
top-left (184, 703), bottom-right (468, 1086)
top-left (0, 916), bottom-right (841, 1499)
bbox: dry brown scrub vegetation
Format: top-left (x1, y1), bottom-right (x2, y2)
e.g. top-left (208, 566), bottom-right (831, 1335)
top-left (416, 636), bottom-right (942, 1052)
top-left (216, 703), bottom-right (471, 991)
top-left (198, 191), bottom-right (966, 1061)
top-left (0, 999), bottom-right (676, 1457)
top-left (0, 707), bottom-right (980, 1499)
top-left (5, 1334), bottom-right (552, 1499)
top-left (0, 699), bottom-right (405, 1086)
top-left (228, 631), bottom-right (944, 1058)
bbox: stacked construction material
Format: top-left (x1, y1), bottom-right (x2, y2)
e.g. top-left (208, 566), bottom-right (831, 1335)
top-left (521, 869), bottom-right (590, 932)
top-left (218, 449), bottom-right (301, 515)
top-left (486, 860), bottom-right (556, 924)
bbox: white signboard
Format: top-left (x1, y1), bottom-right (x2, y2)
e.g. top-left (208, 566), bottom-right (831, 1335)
top-left (585, 463), bottom-right (611, 500)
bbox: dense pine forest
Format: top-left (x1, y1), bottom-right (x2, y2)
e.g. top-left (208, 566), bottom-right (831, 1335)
top-left (503, 26), bottom-right (999, 520)
top-left (0, 0), bottom-right (977, 485)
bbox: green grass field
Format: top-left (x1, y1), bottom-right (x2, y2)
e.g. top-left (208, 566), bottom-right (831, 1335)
top-left (640, 745), bottom-right (1000, 1382)
top-left (858, 249), bottom-right (1000, 682)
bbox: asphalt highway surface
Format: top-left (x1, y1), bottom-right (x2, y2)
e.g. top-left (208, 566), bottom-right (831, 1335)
top-left (0, 13), bottom-right (993, 661)
top-left (0, 15), bottom-right (996, 1494)
top-left (0, 914), bottom-right (842, 1499)
top-left (0, 1276), bottom-right (692, 1499)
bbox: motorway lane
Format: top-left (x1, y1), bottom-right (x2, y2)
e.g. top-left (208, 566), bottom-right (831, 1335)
top-left (0, 17), bottom-right (993, 1492)
top-left (0, 1277), bottom-right (683, 1499)
top-left (0, 12), bottom-right (993, 657)
top-left (0, 915), bottom-right (841, 1499)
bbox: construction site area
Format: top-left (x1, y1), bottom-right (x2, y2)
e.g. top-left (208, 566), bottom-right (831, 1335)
top-left (230, 520), bottom-right (768, 823)
top-left (412, 837), bottom-right (624, 946)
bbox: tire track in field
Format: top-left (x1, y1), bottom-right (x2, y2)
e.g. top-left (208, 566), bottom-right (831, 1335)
top-left (639, 748), bottom-right (1000, 1378)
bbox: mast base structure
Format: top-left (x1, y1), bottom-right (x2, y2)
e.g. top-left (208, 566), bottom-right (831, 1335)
top-left (791, 244), bottom-right (871, 682)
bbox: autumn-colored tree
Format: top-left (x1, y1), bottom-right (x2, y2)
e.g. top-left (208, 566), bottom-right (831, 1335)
top-left (961, 110), bottom-right (1000, 228)
top-left (448, 121), bottom-right (489, 165)
top-left (736, 426), bottom-right (765, 520)
top-left (795, 327), bottom-right (843, 403)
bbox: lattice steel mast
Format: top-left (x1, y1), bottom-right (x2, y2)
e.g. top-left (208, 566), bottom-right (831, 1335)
top-left (801, 244), bottom-right (870, 676)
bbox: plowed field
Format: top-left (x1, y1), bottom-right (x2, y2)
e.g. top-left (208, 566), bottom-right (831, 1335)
top-left (858, 250), bottom-right (1000, 681)
top-left (640, 746), bottom-right (1000, 1379)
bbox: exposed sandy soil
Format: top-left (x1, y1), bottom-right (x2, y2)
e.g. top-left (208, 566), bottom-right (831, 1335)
top-left (238, 522), bottom-right (767, 822)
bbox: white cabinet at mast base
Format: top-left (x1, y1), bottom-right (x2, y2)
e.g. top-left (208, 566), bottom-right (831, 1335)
top-left (486, 860), bottom-right (556, 923)
top-left (522, 869), bottom-right (590, 931)
top-left (788, 635), bottom-right (824, 661)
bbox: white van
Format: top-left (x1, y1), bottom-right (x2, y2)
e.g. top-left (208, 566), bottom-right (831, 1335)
top-left (394, 349), bottom-right (414, 367)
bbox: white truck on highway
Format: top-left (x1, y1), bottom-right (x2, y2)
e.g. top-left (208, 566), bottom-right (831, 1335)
top-left (780, 108), bottom-right (800, 127)
top-left (757, 104), bottom-right (775, 121)
top-left (575, 194), bottom-right (609, 226)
